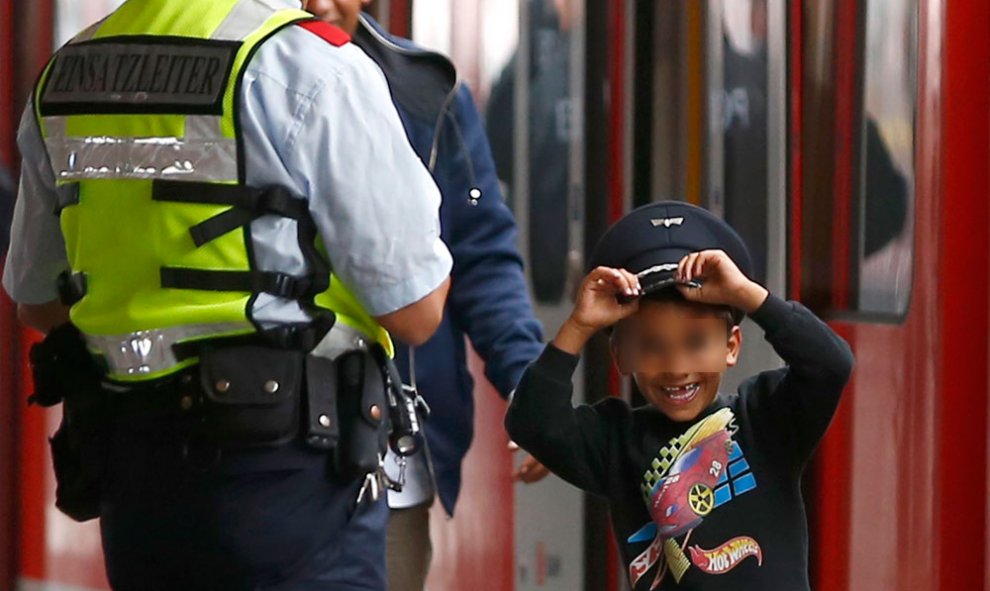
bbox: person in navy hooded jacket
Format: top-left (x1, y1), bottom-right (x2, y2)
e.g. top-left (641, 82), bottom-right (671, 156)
top-left (307, 2), bottom-right (545, 589)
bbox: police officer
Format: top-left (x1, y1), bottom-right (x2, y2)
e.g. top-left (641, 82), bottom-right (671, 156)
top-left (3, 0), bottom-right (452, 589)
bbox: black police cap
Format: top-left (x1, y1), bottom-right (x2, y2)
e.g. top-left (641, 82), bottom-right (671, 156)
top-left (590, 201), bottom-right (754, 317)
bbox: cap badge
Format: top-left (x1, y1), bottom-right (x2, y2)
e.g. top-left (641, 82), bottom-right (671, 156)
top-left (651, 217), bottom-right (684, 228)
top-left (637, 263), bottom-right (680, 277)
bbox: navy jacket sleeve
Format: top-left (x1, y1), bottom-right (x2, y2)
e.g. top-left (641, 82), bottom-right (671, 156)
top-left (436, 85), bottom-right (544, 397)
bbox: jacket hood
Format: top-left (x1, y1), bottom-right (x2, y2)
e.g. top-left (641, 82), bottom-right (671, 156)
top-left (354, 14), bottom-right (457, 124)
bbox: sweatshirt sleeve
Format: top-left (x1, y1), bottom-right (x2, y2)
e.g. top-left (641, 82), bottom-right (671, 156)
top-left (505, 344), bottom-right (613, 496)
top-left (747, 294), bottom-right (855, 462)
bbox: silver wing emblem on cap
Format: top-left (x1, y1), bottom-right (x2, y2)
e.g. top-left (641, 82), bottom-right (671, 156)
top-left (636, 263), bottom-right (680, 278)
top-left (651, 217), bottom-right (684, 228)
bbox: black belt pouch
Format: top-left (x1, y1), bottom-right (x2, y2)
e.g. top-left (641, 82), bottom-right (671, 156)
top-left (50, 406), bottom-right (105, 522)
top-left (199, 344), bottom-right (304, 447)
top-left (29, 323), bottom-right (106, 522)
top-left (332, 350), bottom-right (386, 481)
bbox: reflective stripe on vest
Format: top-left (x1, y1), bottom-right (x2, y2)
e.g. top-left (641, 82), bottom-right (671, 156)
top-left (34, 0), bottom-right (391, 381)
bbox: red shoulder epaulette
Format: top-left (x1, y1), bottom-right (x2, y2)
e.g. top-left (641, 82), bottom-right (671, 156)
top-left (296, 20), bottom-right (351, 47)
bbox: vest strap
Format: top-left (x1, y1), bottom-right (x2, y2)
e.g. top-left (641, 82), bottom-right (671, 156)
top-left (170, 313), bottom-right (335, 360)
top-left (160, 267), bottom-right (329, 300)
top-left (57, 271), bottom-right (88, 306)
top-left (152, 180), bottom-right (312, 247)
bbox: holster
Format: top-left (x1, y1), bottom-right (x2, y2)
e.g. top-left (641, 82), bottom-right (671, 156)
top-left (331, 350), bottom-right (387, 482)
top-left (29, 322), bottom-right (102, 407)
top-left (29, 323), bottom-right (106, 522)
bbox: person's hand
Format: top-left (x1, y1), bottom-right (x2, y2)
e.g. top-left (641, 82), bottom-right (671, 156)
top-left (674, 250), bottom-right (768, 314)
top-left (509, 441), bottom-right (551, 484)
top-left (553, 267), bottom-right (641, 355)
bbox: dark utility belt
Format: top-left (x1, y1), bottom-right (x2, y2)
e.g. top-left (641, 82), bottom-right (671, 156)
top-left (28, 323), bottom-right (401, 521)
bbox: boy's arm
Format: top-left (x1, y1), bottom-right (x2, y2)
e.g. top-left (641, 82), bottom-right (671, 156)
top-left (748, 294), bottom-right (854, 461)
top-left (506, 266), bottom-right (643, 496)
top-left (675, 249), bottom-right (853, 461)
top-left (505, 344), bottom-right (613, 496)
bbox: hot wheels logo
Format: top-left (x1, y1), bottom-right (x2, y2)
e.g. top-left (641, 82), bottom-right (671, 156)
top-left (688, 536), bottom-right (763, 575)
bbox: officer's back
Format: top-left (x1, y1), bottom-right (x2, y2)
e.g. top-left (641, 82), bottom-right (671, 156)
top-left (3, 0), bottom-right (452, 589)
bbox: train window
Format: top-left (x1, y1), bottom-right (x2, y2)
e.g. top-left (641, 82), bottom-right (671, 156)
top-left (719, 0), bottom-right (770, 285)
top-left (799, 0), bottom-right (916, 320)
top-left (485, 0), bottom-right (584, 307)
top-left (853, 0), bottom-right (916, 316)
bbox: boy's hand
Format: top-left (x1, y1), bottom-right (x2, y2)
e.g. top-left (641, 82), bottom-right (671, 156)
top-left (509, 441), bottom-right (552, 484)
top-left (675, 249), bottom-right (769, 314)
top-left (553, 267), bottom-right (641, 355)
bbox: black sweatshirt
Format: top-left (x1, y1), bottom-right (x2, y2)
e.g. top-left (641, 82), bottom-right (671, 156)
top-left (505, 295), bottom-right (854, 590)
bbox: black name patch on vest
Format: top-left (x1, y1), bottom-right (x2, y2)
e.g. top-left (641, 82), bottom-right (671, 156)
top-left (39, 37), bottom-right (241, 116)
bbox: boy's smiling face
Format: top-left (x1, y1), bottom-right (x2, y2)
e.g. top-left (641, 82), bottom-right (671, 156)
top-left (612, 297), bottom-right (741, 423)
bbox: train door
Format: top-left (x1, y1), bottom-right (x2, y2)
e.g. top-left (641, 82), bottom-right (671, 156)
top-left (410, 1), bottom-right (592, 589)
top-left (391, 1), bottom-right (594, 589)
top-left (795, 0), bottom-right (988, 588)
top-left (1, 2), bottom-right (18, 586)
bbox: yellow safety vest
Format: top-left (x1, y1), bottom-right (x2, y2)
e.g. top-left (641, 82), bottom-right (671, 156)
top-left (33, 0), bottom-right (391, 381)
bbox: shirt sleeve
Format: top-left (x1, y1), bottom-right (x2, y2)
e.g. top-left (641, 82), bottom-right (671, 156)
top-left (1, 103), bottom-right (69, 305)
top-left (280, 43), bottom-right (452, 317)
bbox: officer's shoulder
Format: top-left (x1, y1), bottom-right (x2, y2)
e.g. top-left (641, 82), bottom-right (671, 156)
top-left (248, 21), bottom-right (384, 91)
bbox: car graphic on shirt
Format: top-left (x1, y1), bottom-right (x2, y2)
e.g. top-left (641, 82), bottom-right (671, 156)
top-left (647, 429), bottom-right (733, 539)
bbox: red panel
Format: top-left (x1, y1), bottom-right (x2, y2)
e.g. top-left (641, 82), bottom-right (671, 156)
top-left (607, 0), bottom-right (625, 227)
top-left (426, 352), bottom-right (514, 591)
top-left (0, 0), bottom-right (14, 168)
top-left (0, 292), bottom-right (18, 590)
top-left (811, 331), bottom-right (852, 591)
top-left (605, 2), bottom-right (625, 589)
top-left (388, 0), bottom-right (410, 39)
top-left (17, 332), bottom-right (44, 581)
top-left (829, 0), bottom-right (857, 311)
top-left (606, 0), bottom-right (626, 403)
top-left (937, 0), bottom-right (989, 586)
top-left (786, 0), bottom-right (802, 300)
top-left (882, 1), bottom-right (942, 587)
top-left (812, 3), bottom-right (858, 589)
top-left (0, 2), bottom-right (18, 583)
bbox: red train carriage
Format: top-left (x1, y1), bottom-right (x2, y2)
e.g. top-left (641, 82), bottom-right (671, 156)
top-left (0, 0), bottom-right (987, 589)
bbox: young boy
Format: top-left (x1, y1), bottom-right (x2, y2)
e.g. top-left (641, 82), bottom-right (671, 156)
top-left (505, 201), bottom-right (853, 590)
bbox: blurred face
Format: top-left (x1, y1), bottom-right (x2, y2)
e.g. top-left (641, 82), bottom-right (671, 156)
top-left (305, 0), bottom-right (369, 35)
top-left (553, 0), bottom-right (573, 31)
top-left (611, 300), bottom-right (741, 423)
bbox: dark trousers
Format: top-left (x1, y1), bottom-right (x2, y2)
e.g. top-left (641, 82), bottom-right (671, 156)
top-left (100, 423), bottom-right (388, 590)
